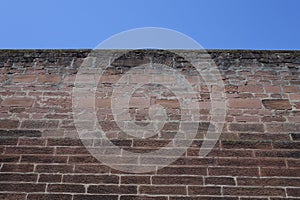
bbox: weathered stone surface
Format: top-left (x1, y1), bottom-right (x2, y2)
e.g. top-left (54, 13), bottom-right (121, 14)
top-left (1, 97), bottom-right (34, 107)
top-left (228, 99), bottom-right (262, 109)
top-left (11, 75), bottom-right (36, 83)
top-left (0, 119), bottom-right (19, 129)
top-left (0, 129), bottom-right (42, 138)
top-left (262, 99), bottom-right (292, 110)
top-left (0, 49), bottom-right (300, 199)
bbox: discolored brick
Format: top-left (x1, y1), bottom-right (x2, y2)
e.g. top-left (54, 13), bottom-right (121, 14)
top-left (0, 119), bottom-right (19, 129)
top-left (228, 123), bottom-right (264, 132)
top-left (262, 99), bottom-right (292, 110)
top-left (12, 74), bottom-right (36, 83)
top-left (38, 74), bottom-right (61, 84)
top-left (1, 97), bottom-right (34, 107)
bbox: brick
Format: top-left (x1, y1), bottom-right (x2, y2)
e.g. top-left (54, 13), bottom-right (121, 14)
top-left (9, 107), bottom-right (25, 113)
top-left (291, 133), bottom-right (300, 141)
top-left (44, 113), bottom-right (70, 119)
top-left (139, 157), bottom-right (182, 165)
top-left (205, 177), bottom-right (235, 185)
top-left (63, 175), bottom-right (119, 184)
top-left (228, 99), bottom-right (262, 109)
top-left (188, 186), bottom-right (221, 195)
top-left (237, 178), bottom-right (300, 187)
top-left (265, 85), bottom-right (281, 93)
top-left (21, 155), bottom-right (67, 163)
top-left (228, 123), bottom-right (264, 132)
top-left (287, 159), bottom-right (300, 167)
top-left (21, 120), bottom-right (59, 129)
top-left (155, 99), bottom-right (179, 108)
top-left (74, 164), bottom-right (110, 173)
top-left (262, 116), bottom-right (286, 122)
top-left (0, 155), bottom-right (20, 162)
top-left (262, 99), bottom-right (292, 110)
top-left (103, 139), bottom-right (132, 147)
top-left (47, 138), bottom-right (85, 146)
top-left (5, 146), bottom-right (54, 154)
top-left (266, 123), bottom-right (300, 133)
top-left (56, 147), bottom-right (90, 155)
top-left (152, 176), bottom-right (203, 185)
top-left (129, 97), bottom-right (151, 108)
top-left (28, 194), bottom-right (72, 200)
top-left (255, 150), bottom-right (300, 158)
top-left (288, 116), bottom-right (300, 123)
top-left (18, 138), bottom-right (46, 146)
top-left (38, 97), bottom-right (72, 108)
top-left (0, 137), bottom-right (18, 145)
top-left (121, 176), bottom-right (150, 184)
top-left (74, 195), bottom-right (118, 200)
top-left (225, 85), bottom-right (238, 93)
top-left (98, 121), bottom-right (119, 131)
top-left (239, 85), bottom-right (264, 93)
top-left (235, 116), bottom-right (260, 122)
top-left (255, 70), bottom-right (277, 76)
top-left (38, 174), bottom-right (62, 183)
top-left (0, 193), bottom-right (26, 200)
top-left (222, 140), bottom-right (272, 149)
top-left (139, 186), bottom-right (186, 195)
top-left (1, 164), bottom-right (34, 172)
top-left (162, 122), bottom-right (180, 131)
top-left (0, 173), bottom-right (37, 182)
top-left (38, 74), bottom-right (61, 84)
top-left (133, 139), bottom-right (171, 147)
top-left (170, 197), bottom-right (238, 200)
top-left (68, 156), bottom-right (99, 163)
top-left (261, 168), bottom-right (300, 177)
top-left (157, 166), bottom-right (207, 175)
top-left (12, 74), bottom-right (36, 83)
top-left (111, 165), bottom-right (156, 174)
top-left (244, 133), bottom-right (284, 142)
top-left (273, 141), bottom-right (300, 149)
top-left (209, 167), bottom-right (259, 176)
top-left (289, 93), bottom-right (300, 101)
top-left (223, 187), bottom-right (285, 197)
top-left (88, 185), bottom-right (137, 194)
top-left (99, 74), bottom-right (122, 83)
top-left (35, 164), bottom-right (73, 173)
top-left (0, 129), bottom-right (42, 137)
top-left (1, 97), bottom-right (34, 107)
top-left (0, 183), bottom-right (46, 192)
top-left (205, 149), bottom-right (253, 157)
top-left (283, 86), bottom-right (299, 93)
top-left (0, 146), bottom-right (4, 154)
top-left (121, 196), bottom-right (167, 200)
top-left (287, 188), bottom-right (300, 197)
top-left (47, 184), bottom-right (85, 193)
top-left (217, 158), bottom-right (285, 167)
top-left (0, 119), bottom-right (19, 129)
top-left (173, 157), bottom-right (215, 166)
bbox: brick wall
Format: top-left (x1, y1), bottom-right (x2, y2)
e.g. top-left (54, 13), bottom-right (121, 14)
top-left (0, 49), bottom-right (299, 199)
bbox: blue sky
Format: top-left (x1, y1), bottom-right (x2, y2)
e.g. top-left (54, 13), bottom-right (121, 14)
top-left (1, 0), bottom-right (299, 50)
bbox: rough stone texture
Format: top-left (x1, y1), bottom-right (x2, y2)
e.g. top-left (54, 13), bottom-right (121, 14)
top-left (262, 99), bottom-right (292, 110)
top-left (0, 49), bottom-right (300, 199)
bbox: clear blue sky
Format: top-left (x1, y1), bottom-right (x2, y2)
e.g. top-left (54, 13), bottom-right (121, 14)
top-left (1, 0), bottom-right (299, 50)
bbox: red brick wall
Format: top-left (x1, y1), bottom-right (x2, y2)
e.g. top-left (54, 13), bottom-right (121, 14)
top-left (0, 50), bottom-right (299, 199)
